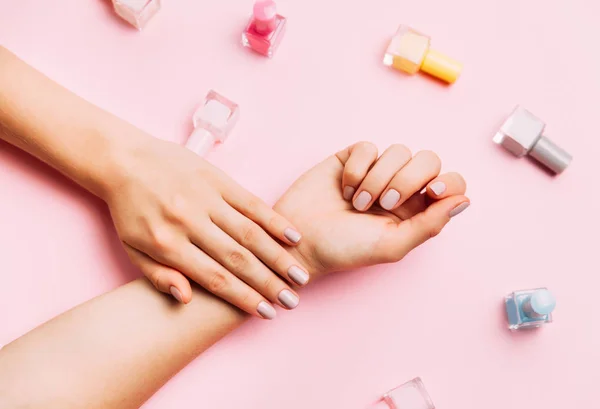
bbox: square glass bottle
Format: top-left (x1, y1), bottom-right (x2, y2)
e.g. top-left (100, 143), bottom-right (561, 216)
top-left (383, 24), bottom-right (462, 84)
top-left (185, 91), bottom-right (240, 157)
top-left (384, 25), bottom-right (431, 74)
top-left (504, 287), bottom-right (556, 330)
top-left (242, 1), bottom-right (287, 57)
top-left (112, 0), bottom-right (161, 30)
top-left (383, 377), bottom-right (435, 409)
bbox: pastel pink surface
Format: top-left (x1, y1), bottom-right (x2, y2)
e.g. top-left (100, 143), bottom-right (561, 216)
top-left (1, 1), bottom-right (599, 409)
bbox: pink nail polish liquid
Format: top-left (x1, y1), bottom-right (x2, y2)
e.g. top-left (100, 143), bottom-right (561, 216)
top-left (242, 0), bottom-right (287, 58)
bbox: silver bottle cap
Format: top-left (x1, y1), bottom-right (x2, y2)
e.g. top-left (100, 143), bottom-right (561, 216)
top-left (493, 106), bottom-right (572, 174)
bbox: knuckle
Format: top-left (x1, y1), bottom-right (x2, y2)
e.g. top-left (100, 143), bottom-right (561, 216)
top-left (271, 248), bottom-right (285, 268)
top-left (266, 214), bottom-right (280, 232)
top-left (207, 270), bottom-right (229, 293)
top-left (261, 276), bottom-right (276, 293)
top-left (227, 250), bottom-right (248, 271)
top-left (358, 141), bottom-right (378, 157)
top-left (245, 197), bottom-right (261, 215)
top-left (147, 270), bottom-right (163, 290)
top-left (453, 172), bottom-right (467, 192)
top-left (148, 227), bottom-right (173, 253)
top-left (390, 144), bottom-right (412, 158)
top-left (428, 223), bottom-right (444, 239)
top-left (170, 193), bottom-right (188, 214)
top-left (241, 224), bottom-right (260, 245)
top-left (417, 150), bottom-right (442, 171)
top-left (345, 169), bottom-right (363, 183)
top-left (238, 289), bottom-right (252, 307)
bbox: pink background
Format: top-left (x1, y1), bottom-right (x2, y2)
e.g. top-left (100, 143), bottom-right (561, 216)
top-left (1, 0), bottom-right (599, 408)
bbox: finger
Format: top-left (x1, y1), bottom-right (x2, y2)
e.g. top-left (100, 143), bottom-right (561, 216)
top-left (223, 186), bottom-right (302, 246)
top-left (379, 150), bottom-right (442, 211)
top-left (376, 195), bottom-right (470, 263)
top-left (392, 172), bottom-right (468, 219)
top-left (426, 172), bottom-right (467, 200)
top-left (178, 242), bottom-right (279, 319)
top-left (335, 141), bottom-right (379, 200)
top-left (212, 205), bottom-right (310, 287)
top-left (352, 144), bottom-right (412, 211)
top-left (124, 244), bottom-right (193, 304)
top-left (190, 221), bottom-right (301, 310)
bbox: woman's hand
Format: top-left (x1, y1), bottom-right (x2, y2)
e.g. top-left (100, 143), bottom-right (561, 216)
top-left (104, 138), bottom-right (309, 318)
top-left (274, 142), bottom-right (469, 278)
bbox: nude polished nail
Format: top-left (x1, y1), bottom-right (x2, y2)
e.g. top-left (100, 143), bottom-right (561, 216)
top-left (242, 0), bottom-right (287, 57)
top-left (169, 286), bottom-right (183, 303)
top-left (429, 181), bottom-right (446, 196)
top-left (353, 191), bottom-right (372, 211)
top-left (449, 202), bottom-right (469, 218)
top-left (380, 189), bottom-right (400, 210)
top-left (288, 265), bottom-right (309, 286)
top-left (278, 290), bottom-right (299, 309)
top-left (343, 186), bottom-right (356, 201)
top-left (112, 0), bottom-right (161, 30)
top-left (284, 228), bottom-right (302, 244)
top-left (257, 301), bottom-right (276, 319)
top-left (185, 90), bottom-right (239, 157)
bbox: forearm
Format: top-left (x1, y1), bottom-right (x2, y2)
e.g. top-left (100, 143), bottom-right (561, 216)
top-left (0, 279), bottom-right (247, 409)
top-left (0, 247), bottom-right (316, 409)
top-left (0, 46), bottom-right (145, 198)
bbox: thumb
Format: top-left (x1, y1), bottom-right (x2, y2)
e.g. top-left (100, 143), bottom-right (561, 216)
top-left (378, 195), bottom-right (470, 263)
top-left (124, 244), bottom-right (193, 304)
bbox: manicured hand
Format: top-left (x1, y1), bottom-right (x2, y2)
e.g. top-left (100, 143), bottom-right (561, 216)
top-left (274, 142), bottom-right (469, 278)
top-left (105, 138), bottom-right (309, 318)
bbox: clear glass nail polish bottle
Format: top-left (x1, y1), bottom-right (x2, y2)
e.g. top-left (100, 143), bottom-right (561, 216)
top-left (112, 0), bottom-right (161, 30)
top-left (185, 91), bottom-right (240, 157)
top-left (493, 106), bottom-right (572, 174)
top-left (242, 0), bottom-right (287, 57)
top-left (383, 25), bottom-right (462, 84)
top-left (505, 287), bottom-right (556, 330)
top-left (383, 378), bottom-right (435, 409)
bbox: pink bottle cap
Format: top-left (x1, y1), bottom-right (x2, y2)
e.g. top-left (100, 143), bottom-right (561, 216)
top-left (253, 0), bottom-right (277, 34)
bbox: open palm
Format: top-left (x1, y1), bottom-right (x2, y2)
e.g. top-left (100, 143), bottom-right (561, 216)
top-left (274, 143), bottom-right (469, 279)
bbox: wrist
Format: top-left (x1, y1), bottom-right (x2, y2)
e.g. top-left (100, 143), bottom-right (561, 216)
top-left (82, 120), bottom-right (151, 201)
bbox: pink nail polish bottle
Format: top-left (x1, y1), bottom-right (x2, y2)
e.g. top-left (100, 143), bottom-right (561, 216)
top-left (185, 91), bottom-right (240, 157)
top-left (112, 0), bottom-right (161, 30)
top-left (242, 0), bottom-right (287, 57)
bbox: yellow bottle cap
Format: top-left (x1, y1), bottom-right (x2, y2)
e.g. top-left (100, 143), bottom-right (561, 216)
top-left (420, 49), bottom-right (462, 84)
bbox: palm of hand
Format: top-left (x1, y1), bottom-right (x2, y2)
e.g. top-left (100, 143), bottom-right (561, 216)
top-left (274, 156), bottom-right (399, 277)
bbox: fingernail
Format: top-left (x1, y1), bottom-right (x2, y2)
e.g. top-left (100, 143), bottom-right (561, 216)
top-left (169, 286), bottom-right (184, 304)
top-left (343, 186), bottom-right (356, 200)
top-left (288, 265), bottom-right (309, 286)
top-left (257, 301), bottom-right (276, 320)
top-left (278, 290), bottom-right (300, 309)
top-left (284, 228), bottom-right (302, 244)
top-left (380, 189), bottom-right (400, 210)
top-left (430, 181), bottom-right (447, 196)
top-left (353, 191), bottom-right (372, 211)
top-left (449, 202), bottom-right (470, 218)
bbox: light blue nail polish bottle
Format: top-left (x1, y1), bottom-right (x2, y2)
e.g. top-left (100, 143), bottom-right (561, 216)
top-left (505, 287), bottom-right (556, 330)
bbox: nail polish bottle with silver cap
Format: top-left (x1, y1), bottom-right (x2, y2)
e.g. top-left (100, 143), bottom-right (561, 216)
top-left (493, 106), bottom-right (572, 174)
